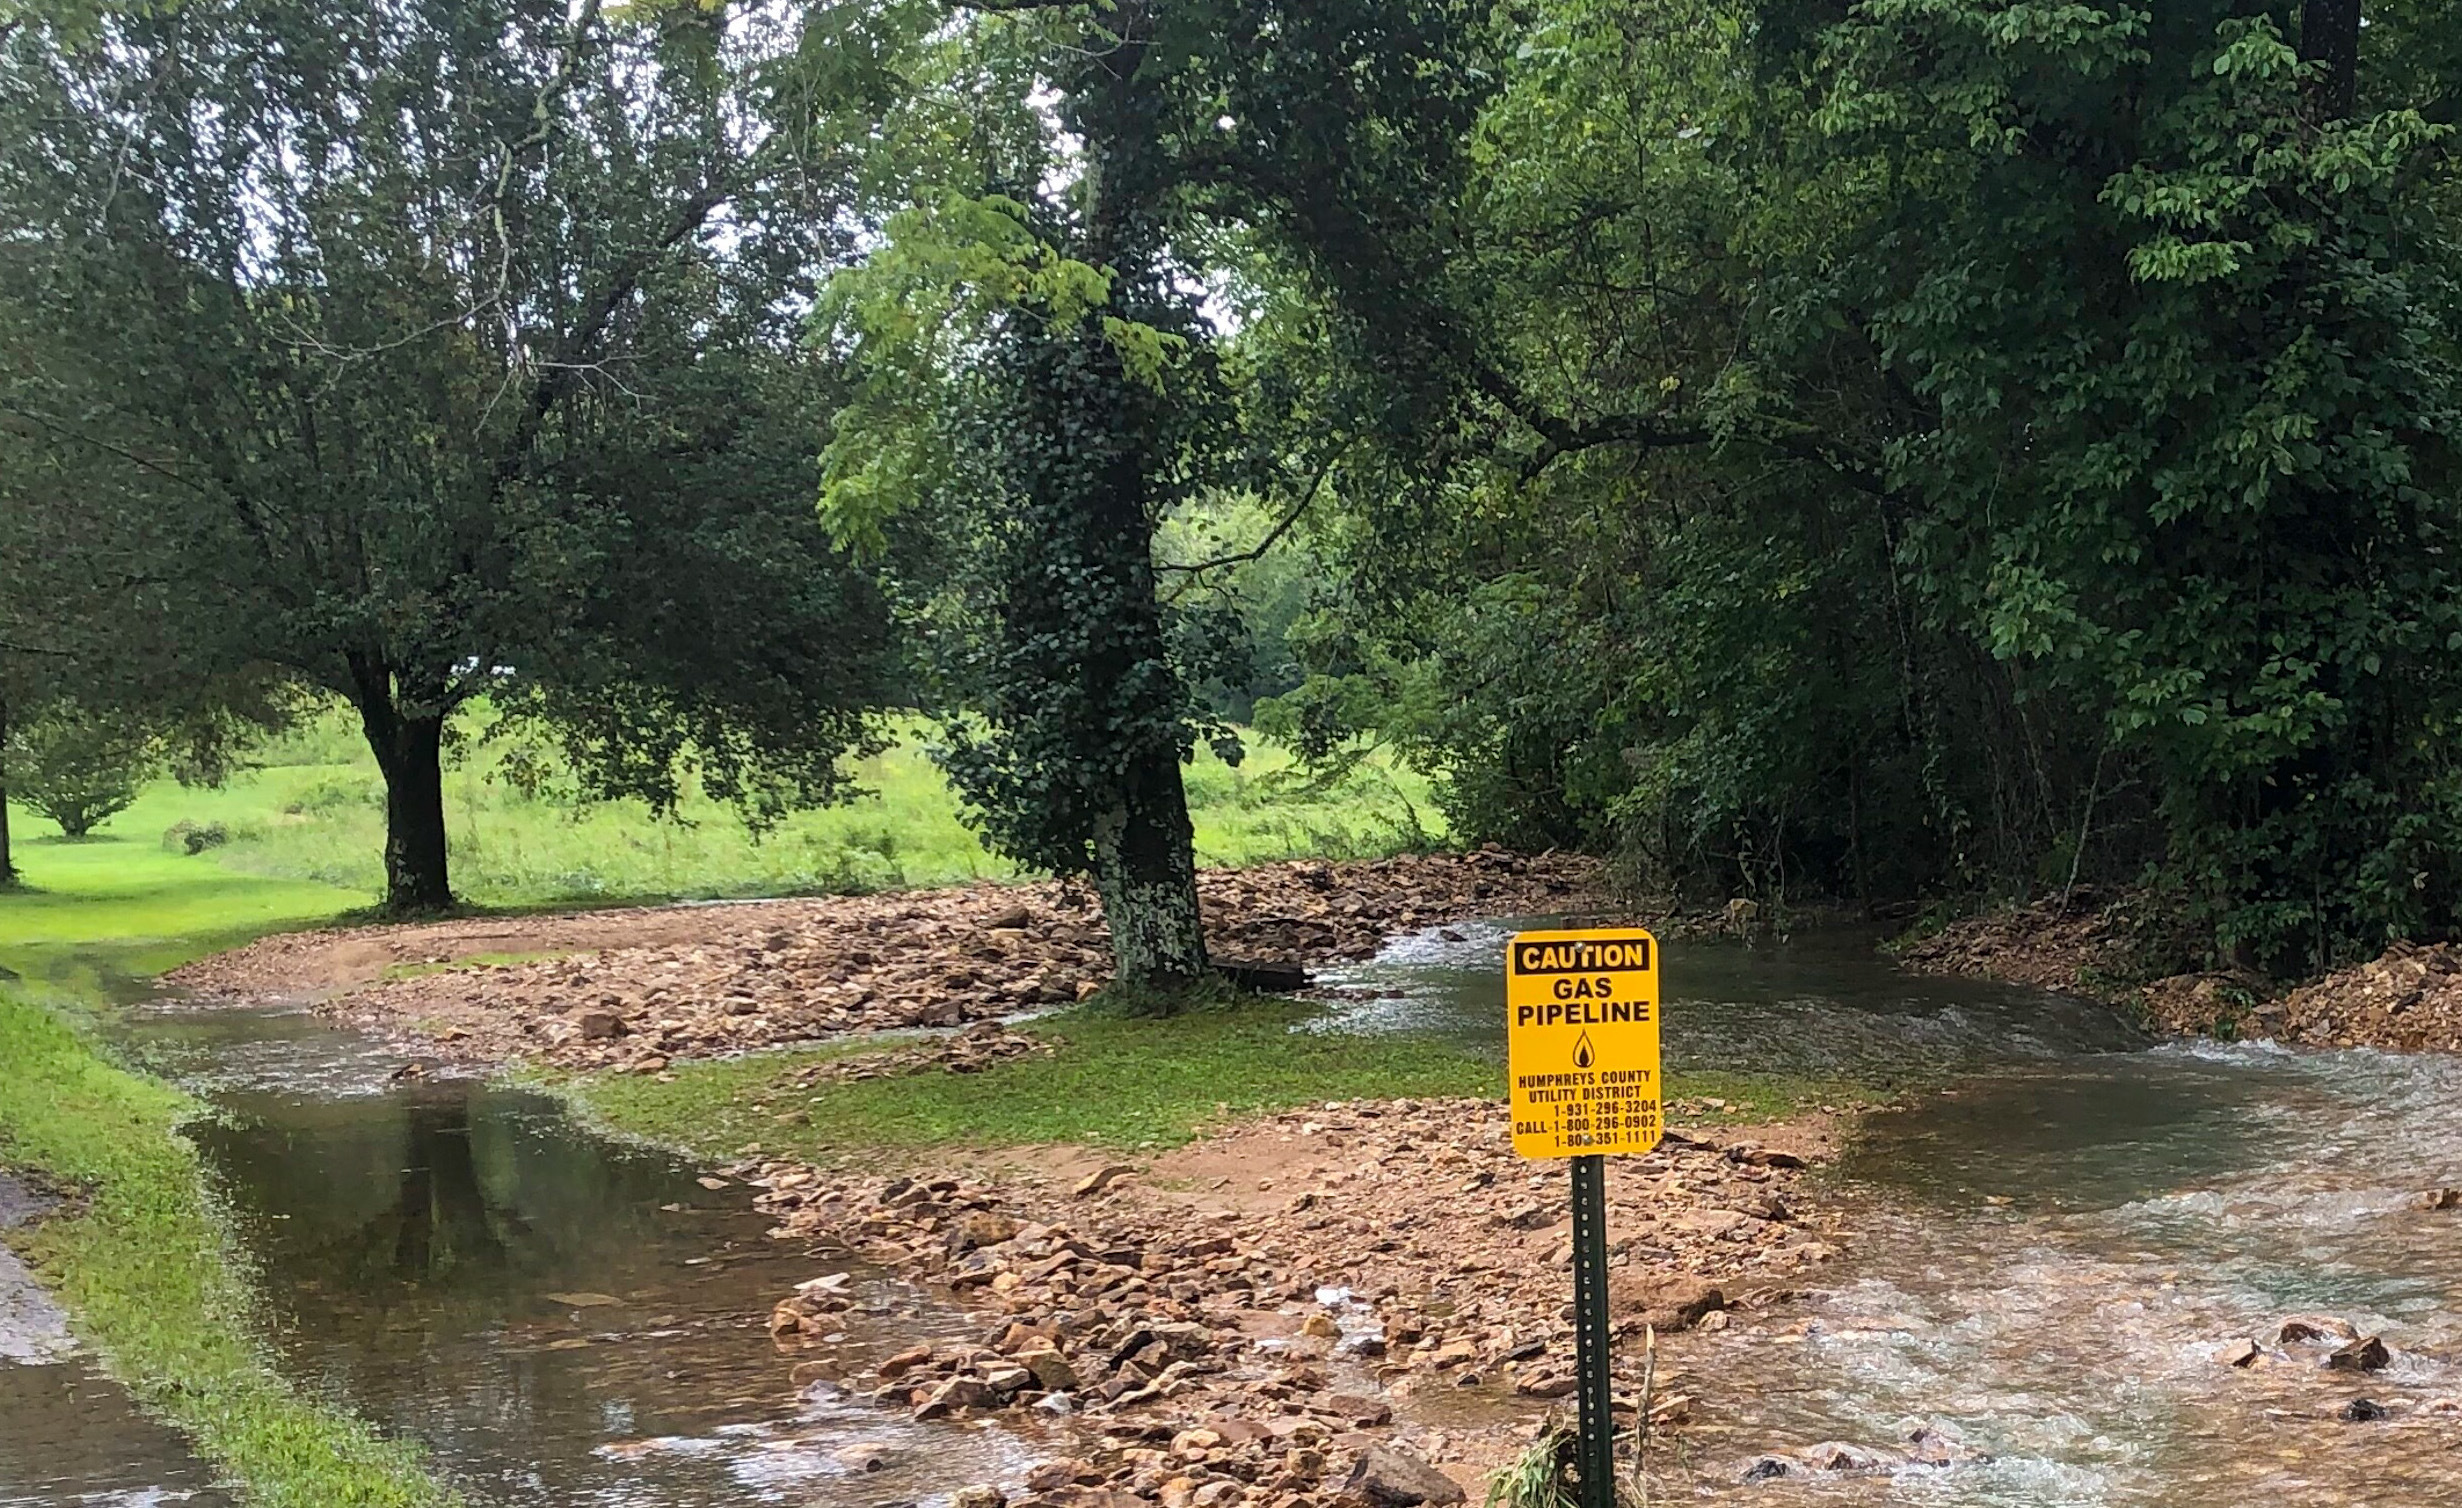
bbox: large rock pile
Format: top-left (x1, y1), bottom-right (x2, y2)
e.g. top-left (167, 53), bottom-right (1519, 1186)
top-left (2262, 942), bottom-right (2462, 1052)
top-left (747, 1099), bottom-right (1845, 1506)
top-left (171, 851), bottom-right (1603, 1071)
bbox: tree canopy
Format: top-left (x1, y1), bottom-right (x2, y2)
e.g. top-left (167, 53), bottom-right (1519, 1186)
top-left (9, 0), bottom-right (2462, 977)
top-left (1, 0), bottom-right (896, 910)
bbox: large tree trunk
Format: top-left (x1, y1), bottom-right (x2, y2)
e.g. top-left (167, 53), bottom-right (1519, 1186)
top-left (349, 656), bottom-right (454, 914)
top-left (0, 691), bottom-right (14, 889)
top-left (1091, 749), bottom-right (1210, 991)
top-left (2303, 0), bottom-right (2361, 120)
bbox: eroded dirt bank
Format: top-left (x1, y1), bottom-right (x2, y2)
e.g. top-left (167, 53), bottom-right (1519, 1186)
top-left (745, 1100), bottom-right (1848, 1506)
top-left (168, 852), bottom-right (1604, 1071)
top-left (1898, 895), bottom-right (2462, 1054)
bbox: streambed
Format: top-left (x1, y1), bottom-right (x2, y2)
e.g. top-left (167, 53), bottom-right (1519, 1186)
top-left (5, 927), bottom-right (2458, 1506)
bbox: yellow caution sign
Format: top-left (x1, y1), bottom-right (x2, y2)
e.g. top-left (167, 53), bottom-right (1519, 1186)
top-left (1506, 928), bottom-right (1662, 1159)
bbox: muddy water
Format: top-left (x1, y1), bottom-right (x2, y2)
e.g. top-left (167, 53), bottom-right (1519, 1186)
top-left (45, 1000), bottom-right (1048, 1508)
top-left (1333, 924), bottom-right (2462, 1504)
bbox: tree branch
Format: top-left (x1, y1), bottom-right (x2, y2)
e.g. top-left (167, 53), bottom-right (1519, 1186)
top-left (1158, 443), bottom-right (1350, 578)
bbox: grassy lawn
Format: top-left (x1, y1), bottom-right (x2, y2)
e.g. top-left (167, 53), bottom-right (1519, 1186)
top-left (6, 702), bottom-right (1442, 915)
top-left (571, 995), bottom-right (1860, 1167)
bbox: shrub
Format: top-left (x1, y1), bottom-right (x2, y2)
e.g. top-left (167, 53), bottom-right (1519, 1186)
top-left (162, 821), bottom-right (231, 856)
top-left (7, 705), bottom-right (159, 839)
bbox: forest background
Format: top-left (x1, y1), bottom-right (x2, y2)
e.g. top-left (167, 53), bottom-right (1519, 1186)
top-left (6, 0), bottom-right (2459, 985)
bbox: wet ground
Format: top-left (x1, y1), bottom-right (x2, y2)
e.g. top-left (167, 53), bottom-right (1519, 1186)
top-left (10, 924), bottom-right (2462, 1506)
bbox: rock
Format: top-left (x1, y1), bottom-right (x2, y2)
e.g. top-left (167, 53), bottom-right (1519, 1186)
top-left (954, 1487), bottom-right (1008, 1508)
top-left (1607, 1270), bottom-right (1726, 1331)
top-left (2327, 1336), bottom-right (2392, 1373)
top-left (1074, 1164), bottom-right (1137, 1198)
top-left (955, 1212), bottom-right (1024, 1251)
top-left (1513, 1370), bottom-right (1576, 1399)
top-left (2425, 1188), bottom-right (2462, 1211)
top-left (1300, 1313), bottom-right (1341, 1340)
top-left (984, 904), bottom-right (1036, 931)
top-left (1324, 1392), bottom-right (1393, 1427)
top-left (1739, 1456), bottom-right (1798, 1482)
top-left (1019, 1348), bottom-right (1080, 1390)
top-left (2341, 1397), bottom-right (2391, 1423)
top-left (2217, 1339), bottom-right (2261, 1368)
top-left (2278, 1315), bottom-right (2358, 1346)
top-left (832, 1443), bottom-right (903, 1473)
top-left (1218, 958), bottom-right (1310, 993)
top-left (575, 1008), bottom-right (627, 1040)
top-left (980, 1364), bottom-right (1033, 1397)
top-left (912, 1376), bottom-right (993, 1421)
top-left (877, 1344), bottom-right (934, 1378)
top-left (1343, 1445), bottom-right (1465, 1508)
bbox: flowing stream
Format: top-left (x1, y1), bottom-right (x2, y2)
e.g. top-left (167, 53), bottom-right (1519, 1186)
top-left (5, 925), bottom-right (2459, 1506)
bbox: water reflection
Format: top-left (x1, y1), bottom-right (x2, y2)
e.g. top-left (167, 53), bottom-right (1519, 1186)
top-left (105, 1004), bottom-right (1044, 1508)
top-left (0, 1361), bottom-right (234, 1508)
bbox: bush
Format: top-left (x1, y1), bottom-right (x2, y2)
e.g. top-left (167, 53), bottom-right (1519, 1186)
top-left (6, 704), bottom-right (158, 839)
top-left (162, 821), bottom-right (231, 856)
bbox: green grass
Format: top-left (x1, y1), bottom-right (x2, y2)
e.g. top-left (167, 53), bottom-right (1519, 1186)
top-left (0, 987), bottom-right (451, 1507)
top-left (569, 992), bottom-right (1860, 1165)
top-left (3, 702), bottom-right (1444, 915)
top-left (574, 995), bottom-right (1497, 1157)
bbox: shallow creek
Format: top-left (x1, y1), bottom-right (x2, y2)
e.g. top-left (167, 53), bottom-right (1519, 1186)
top-left (1335, 926), bottom-right (2462, 1504)
top-left (5, 927), bottom-right (2458, 1506)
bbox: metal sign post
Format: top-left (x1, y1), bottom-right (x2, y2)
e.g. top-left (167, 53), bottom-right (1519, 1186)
top-left (1504, 927), bottom-right (1663, 1508)
top-left (1569, 1153), bottom-right (1616, 1508)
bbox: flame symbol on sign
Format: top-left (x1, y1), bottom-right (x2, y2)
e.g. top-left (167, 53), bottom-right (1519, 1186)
top-left (1572, 1031), bottom-right (1595, 1069)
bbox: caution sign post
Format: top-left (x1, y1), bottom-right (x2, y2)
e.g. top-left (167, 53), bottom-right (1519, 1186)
top-left (1505, 928), bottom-right (1662, 1508)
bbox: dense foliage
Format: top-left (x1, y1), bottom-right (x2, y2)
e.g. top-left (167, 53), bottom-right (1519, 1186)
top-left (1260, 0), bottom-right (2462, 972)
top-left (11, 0), bottom-right (2462, 974)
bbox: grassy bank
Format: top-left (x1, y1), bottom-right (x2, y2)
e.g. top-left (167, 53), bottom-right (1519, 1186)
top-left (6, 703), bottom-right (1440, 913)
top-left (0, 986), bottom-right (452, 1507)
top-left (0, 831), bottom-right (449, 1504)
top-left (570, 993), bottom-right (1856, 1167)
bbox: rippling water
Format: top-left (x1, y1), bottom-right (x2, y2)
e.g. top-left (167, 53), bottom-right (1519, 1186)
top-left (1328, 925), bottom-right (2462, 1505)
top-left (13, 926), bottom-right (2461, 1507)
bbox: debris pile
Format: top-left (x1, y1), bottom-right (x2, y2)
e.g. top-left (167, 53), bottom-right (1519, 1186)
top-left (169, 851), bottom-right (1606, 1071)
top-left (746, 1100), bottom-right (1845, 1503)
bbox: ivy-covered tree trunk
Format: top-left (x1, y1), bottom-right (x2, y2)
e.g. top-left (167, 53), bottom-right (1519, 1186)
top-left (1090, 728), bottom-right (1211, 990)
top-left (0, 691), bottom-right (15, 888)
top-left (349, 657), bottom-right (454, 914)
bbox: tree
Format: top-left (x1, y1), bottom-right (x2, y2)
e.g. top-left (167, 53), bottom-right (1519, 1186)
top-left (5, 702), bottom-right (157, 839)
top-left (1262, 0), bottom-right (2462, 969)
top-left (1, 0), bottom-right (895, 913)
top-left (808, 0), bottom-right (1486, 992)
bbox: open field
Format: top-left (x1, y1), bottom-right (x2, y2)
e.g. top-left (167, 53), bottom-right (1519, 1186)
top-left (4, 704), bottom-right (1443, 917)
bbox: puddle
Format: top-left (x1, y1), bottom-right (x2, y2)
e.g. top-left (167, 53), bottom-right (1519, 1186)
top-left (83, 1000), bottom-right (1052, 1507)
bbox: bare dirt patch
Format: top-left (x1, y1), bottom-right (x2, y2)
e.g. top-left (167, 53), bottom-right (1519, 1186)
top-left (168, 853), bottom-right (1607, 1071)
top-left (746, 1099), bottom-right (1847, 1508)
